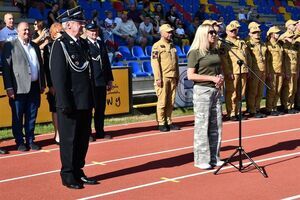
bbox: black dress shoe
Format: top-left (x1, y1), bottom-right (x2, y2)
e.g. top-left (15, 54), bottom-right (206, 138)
top-left (63, 182), bottom-right (84, 189)
top-left (17, 144), bottom-right (28, 152)
top-left (158, 125), bottom-right (169, 132)
top-left (28, 142), bottom-right (41, 150)
top-left (254, 113), bottom-right (266, 118)
top-left (89, 135), bottom-right (96, 142)
top-left (169, 124), bottom-right (180, 130)
top-left (0, 148), bottom-right (8, 154)
top-left (80, 176), bottom-right (99, 185)
top-left (96, 134), bottom-right (112, 139)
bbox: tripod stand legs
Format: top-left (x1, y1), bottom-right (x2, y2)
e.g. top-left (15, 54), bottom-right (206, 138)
top-left (214, 146), bottom-right (268, 177)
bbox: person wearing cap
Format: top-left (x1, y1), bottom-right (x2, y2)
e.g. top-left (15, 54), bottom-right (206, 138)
top-left (187, 24), bottom-right (224, 170)
top-left (151, 23), bottom-right (180, 132)
top-left (286, 19), bottom-right (297, 33)
top-left (84, 22), bottom-right (114, 141)
top-left (245, 22), bottom-right (267, 118)
top-left (222, 21), bottom-right (251, 121)
top-left (50, 6), bottom-right (98, 189)
top-left (265, 26), bottom-right (284, 116)
top-left (280, 31), bottom-right (299, 114)
top-left (293, 21), bottom-right (300, 110)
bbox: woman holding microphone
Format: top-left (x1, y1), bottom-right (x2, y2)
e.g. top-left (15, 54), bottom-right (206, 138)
top-left (187, 24), bottom-right (224, 170)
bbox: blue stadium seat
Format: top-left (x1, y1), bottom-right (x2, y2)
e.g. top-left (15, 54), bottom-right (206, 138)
top-left (183, 45), bottom-right (191, 54)
top-left (28, 7), bottom-right (44, 20)
top-left (142, 61), bottom-right (153, 76)
top-left (118, 46), bottom-right (137, 61)
top-left (175, 45), bottom-right (186, 58)
top-left (145, 45), bottom-right (152, 57)
top-left (132, 46), bottom-right (150, 60)
top-left (128, 61), bottom-right (149, 77)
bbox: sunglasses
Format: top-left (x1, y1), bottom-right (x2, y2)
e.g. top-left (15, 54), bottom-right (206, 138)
top-left (208, 30), bottom-right (217, 35)
top-left (251, 31), bottom-right (260, 34)
top-left (230, 29), bottom-right (237, 33)
top-left (34, 23), bottom-right (37, 25)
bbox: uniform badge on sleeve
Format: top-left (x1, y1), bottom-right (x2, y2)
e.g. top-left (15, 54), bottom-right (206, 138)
top-left (152, 51), bottom-right (159, 59)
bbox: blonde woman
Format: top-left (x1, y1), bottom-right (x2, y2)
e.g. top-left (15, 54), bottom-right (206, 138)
top-left (43, 22), bottom-right (63, 144)
top-left (187, 24), bottom-right (224, 169)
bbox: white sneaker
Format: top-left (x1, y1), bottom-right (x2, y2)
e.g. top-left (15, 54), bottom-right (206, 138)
top-left (216, 160), bottom-right (224, 167)
top-left (195, 163), bottom-right (212, 170)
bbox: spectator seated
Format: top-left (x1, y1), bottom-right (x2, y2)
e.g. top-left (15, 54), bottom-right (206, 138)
top-left (128, 61), bottom-right (149, 77)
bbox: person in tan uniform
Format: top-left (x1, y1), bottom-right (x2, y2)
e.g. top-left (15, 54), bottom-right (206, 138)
top-left (293, 21), bottom-right (300, 110)
top-left (222, 21), bottom-right (251, 121)
top-left (280, 31), bottom-right (299, 114)
top-left (278, 19), bottom-right (297, 41)
top-left (265, 26), bottom-right (284, 116)
top-left (151, 24), bottom-right (180, 132)
top-left (246, 22), bottom-right (267, 118)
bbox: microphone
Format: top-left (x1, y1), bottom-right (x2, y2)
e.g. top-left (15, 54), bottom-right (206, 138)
top-left (218, 37), bottom-right (235, 46)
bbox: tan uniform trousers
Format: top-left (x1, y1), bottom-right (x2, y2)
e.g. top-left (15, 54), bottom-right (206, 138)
top-left (266, 74), bottom-right (283, 111)
top-left (246, 71), bottom-right (265, 113)
top-left (155, 77), bottom-right (177, 125)
top-left (281, 74), bottom-right (298, 109)
top-left (225, 74), bottom-right (247, 117)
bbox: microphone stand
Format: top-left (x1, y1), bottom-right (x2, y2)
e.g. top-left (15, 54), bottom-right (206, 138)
top-left (214, 39), bottom-right (268, 178)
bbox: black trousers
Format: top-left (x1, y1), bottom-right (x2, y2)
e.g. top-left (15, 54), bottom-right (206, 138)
top-left (57, 109), bottom-right (92, 184)
top-left (93, 86), bottom-right (107, 136)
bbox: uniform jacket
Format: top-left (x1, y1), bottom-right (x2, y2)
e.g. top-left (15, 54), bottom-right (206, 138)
top-left (1, 38), bottom-right (45, 94)
top-left (50, 32), bottom-right (93, 111)
top-left (222, 37), bottom-right (252, 75)
top-left (151, 38), bottom-right (179, 79)
top-left (86, 37), bottom-right (113, 87)
top-left (266, 39), bottom-right (283, 74)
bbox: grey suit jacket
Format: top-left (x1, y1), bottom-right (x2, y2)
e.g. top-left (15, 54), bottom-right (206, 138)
top-left (1, 38), bottom-right (45, 94)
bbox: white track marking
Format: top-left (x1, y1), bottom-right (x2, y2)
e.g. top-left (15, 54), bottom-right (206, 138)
top-left (0, 127), bottom-right (299, 183)
top-left (78, 151), bottom-right (300, 200)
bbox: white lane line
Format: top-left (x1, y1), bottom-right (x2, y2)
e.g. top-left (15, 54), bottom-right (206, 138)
top-left (282, 195), bottom-right (300, 200)
top-left (2, 112), bottom-right (300, 160)
top-left (32, 112), bottom-right (300, 138)
top-left (78, 151), bottom-right (300, 200)
top-left (0, 127), bottom-right (299, 184)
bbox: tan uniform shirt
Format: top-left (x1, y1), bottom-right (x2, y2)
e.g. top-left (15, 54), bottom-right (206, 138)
top-left (224, 37), bottom-right (250, 74)
top-left (266, 39), bottom-right (283, 74)
top-left (246, 38), bottom-right (267, 72)
top-left (151, 38), bottom-right (179, 80)
top-left (283, 41), bottom-right (298, 75)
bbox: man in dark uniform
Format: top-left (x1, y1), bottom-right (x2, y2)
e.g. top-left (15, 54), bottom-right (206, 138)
top-left (49, 6), bottom-right (98, 189)
top-left (85, 22), bottom-right (114, 141)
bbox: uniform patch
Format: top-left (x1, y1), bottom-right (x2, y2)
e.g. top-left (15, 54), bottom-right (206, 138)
top-left (152, 50), bottom-right (159, 59)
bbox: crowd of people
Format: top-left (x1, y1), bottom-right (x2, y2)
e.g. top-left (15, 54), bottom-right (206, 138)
top-left (0, 0), bottom-right (300, 188)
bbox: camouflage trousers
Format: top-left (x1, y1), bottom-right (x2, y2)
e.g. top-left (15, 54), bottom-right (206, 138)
top-left (193, 85), bottom-right (222, 166)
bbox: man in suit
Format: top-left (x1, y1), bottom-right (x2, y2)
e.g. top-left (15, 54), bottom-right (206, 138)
top-left (50, 6), bottom-right (98, 189)
top-left (1, 21), bottom-right (45, 152)
top-left (85, 22), bottom-right (114, 141)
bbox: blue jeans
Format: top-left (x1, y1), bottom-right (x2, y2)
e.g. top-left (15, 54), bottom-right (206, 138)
top-left (9, 82), bottom-right (40, 145)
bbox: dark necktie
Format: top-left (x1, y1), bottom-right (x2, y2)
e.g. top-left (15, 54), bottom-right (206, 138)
top-left (94, 41), bottom-right (99, 49)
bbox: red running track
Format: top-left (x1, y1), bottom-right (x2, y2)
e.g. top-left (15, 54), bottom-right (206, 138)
top-left (0, 114), bottom-right (299, 200)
